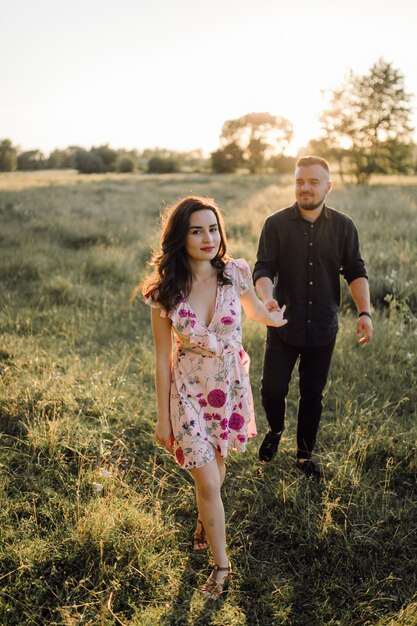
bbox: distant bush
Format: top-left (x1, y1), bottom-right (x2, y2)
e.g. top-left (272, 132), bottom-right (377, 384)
top-left (75, 150), bottom-right (106, 174)
top-left (116, 155), bottom-right (135, 173)
top-left (0, 139), bottom-right (18, 171)
top-left (268, 153), bottom-right (296, 174)
top-left (148, 156), bottom-right (179, 174)
top-left (75, 145), bottom-right (118, 174)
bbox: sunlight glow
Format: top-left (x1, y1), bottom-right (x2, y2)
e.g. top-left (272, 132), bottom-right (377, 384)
top-left (0, 0), bottom-right (416, 155)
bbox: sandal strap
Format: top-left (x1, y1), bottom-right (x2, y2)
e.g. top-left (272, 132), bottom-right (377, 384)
top-left (202, 579), bottom-right (223, 594)
top-left (213, 564), bottom-right (231, 572)
top-left (193, 519), bottom-right (208, 548)
top-left (201, 563), bottom-right (231, 599)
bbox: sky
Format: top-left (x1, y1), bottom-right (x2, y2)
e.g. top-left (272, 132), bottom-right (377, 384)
top-left (1, 0), bottom-right (417, 157)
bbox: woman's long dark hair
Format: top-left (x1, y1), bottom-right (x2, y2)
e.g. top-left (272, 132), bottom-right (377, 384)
top-left (142, 196), bottom-right (232, 312)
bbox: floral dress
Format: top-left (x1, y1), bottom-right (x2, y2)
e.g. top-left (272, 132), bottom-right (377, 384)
top-left (147, 258), bottom-right (256, 470)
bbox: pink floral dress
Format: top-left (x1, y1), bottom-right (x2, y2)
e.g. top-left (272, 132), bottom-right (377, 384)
top-left (147, 258), bottom-right (257, 470)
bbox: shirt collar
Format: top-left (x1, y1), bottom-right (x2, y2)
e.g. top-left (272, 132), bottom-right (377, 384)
top-left (291, 203), bottom-right (331, 220)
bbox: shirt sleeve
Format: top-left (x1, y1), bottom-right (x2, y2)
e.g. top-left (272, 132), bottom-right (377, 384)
top-left (232, 258), bottom-right (251, 294)
top-left (253, 216), bottom-right (278, 284)
top-left (143, 291), bottom-right (168, 317)
top-left (340, 218), bottom-right (368, 284)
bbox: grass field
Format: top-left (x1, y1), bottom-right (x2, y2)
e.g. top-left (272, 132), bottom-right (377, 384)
top-left (0, 170), bottom-right (416, 625)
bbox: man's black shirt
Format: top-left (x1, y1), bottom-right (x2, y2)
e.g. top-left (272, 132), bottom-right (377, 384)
top-left (253, 203), bottom-right (368, 347)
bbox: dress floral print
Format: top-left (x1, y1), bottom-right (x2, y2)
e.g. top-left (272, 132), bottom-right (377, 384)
top-left (146, 259), bottom-right (257, 470)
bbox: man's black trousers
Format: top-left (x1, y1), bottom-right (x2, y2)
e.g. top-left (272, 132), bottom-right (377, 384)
top-left (261, 330), bottom-right (336, 459)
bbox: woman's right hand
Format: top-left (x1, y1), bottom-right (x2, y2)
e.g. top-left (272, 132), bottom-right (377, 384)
top-left (155, 419), bottom-right (175, 452)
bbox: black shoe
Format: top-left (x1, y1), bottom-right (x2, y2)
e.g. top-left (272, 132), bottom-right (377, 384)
top-left (258, 430), bottom-right (284, 463)
top-left (296, 459), bottom-right (320, 482)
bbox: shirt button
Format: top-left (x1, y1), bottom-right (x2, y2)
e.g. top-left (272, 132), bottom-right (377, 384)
top-left (311, 224), bottom-right (314, 228)
top-left (309, 243), bottom-right (313, 246)
top-left (308, 320), bottom-right (311, 323)
top-left (309, 262), bottom-right (313, 265)
top-left (309, 301), bottom-right (313, 304)
top-left (309, 281), bottom-right (313, 285)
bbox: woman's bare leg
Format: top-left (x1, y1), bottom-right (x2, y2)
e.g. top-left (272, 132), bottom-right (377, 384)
top-left (191, 456), bottom-right (228, 568)
top-left (193, 454), bottom-right (226, 550)
top-left (216, 454), bottom-right (226, 487)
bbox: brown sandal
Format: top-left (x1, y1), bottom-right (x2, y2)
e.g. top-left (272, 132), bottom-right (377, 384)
top-left (201, 562), bottom-right (231, 600)
top-left (192, 519), bottom-right (208, 551)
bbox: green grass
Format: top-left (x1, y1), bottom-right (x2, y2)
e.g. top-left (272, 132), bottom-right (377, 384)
top-left (0, 171), bottom-right (416, 625)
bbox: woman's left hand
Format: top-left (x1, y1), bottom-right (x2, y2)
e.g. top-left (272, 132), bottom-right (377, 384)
top-left (267, 305), bottom-right (287, 327)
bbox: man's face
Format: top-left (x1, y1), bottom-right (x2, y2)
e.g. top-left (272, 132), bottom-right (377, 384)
top-left (295, 164), bottom-right (332, 211)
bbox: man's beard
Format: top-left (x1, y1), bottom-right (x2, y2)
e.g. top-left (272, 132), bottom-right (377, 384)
top-left (298, 194), bottom-right (326, 211)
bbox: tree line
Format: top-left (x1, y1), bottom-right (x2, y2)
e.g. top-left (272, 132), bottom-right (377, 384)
top-left (0, 142), bottom-right (207, 176)
top-left (1, 59), bottom-right (415, 184)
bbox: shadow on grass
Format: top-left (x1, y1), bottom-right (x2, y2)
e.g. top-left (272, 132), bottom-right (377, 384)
top-left (160, 553), bottom-right (196, 626)
top-left (232, 461), bottom-right (326, 626)
top-left (161, 552), bottom-right (225, 626)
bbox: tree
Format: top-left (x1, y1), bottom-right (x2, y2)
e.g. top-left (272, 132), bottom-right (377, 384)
top-left (0, 139), bottom-right (18, 171)
top-left (303, 138), bottom-right (349, 184)
top-left (89, 145), bottom-right (117, 172)
top-left (317, 59), bottom-right (414, 183)
top-left (46, 146), bottom-right (81, 169)
top-left (17, 150), bottom-right (46, 170)
top-left (219, 112), bottom-right (293, 173)
top-left (211, 141), bottom-right (244, 173)
top-left (369, 139), bottom-right (415, 175)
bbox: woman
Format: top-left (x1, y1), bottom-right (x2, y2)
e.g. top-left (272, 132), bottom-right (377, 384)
top-left (142, 196), bottom-right (286, 600)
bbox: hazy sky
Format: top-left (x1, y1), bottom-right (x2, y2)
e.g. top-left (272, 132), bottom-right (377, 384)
top-left (1, 0), bottom-right (416, 156)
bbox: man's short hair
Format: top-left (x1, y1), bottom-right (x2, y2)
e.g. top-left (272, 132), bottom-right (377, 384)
top-left (295, 156), bottom-right (330, 174)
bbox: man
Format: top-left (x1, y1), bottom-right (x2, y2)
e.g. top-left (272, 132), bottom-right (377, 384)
top-left (253, 156), bottom-right (373, 481)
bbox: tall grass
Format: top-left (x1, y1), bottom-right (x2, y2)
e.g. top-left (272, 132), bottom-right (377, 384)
top-left (0, 171), bottom-right (416, 625)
